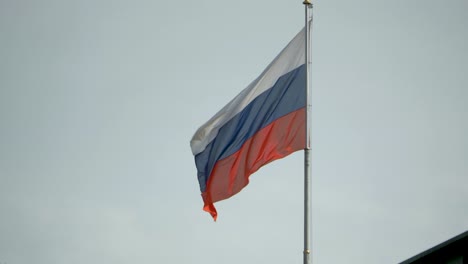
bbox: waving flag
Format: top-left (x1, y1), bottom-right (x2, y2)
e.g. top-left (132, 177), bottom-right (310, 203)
top-left (191, 26), bottom-right (307, 221)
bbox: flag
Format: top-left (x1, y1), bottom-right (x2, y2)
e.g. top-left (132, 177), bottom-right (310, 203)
top-left (190, 26), bottom-right (307, 221)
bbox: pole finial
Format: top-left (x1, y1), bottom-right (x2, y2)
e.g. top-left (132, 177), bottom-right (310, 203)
top-left (303, 0), bottom-right (312, 5)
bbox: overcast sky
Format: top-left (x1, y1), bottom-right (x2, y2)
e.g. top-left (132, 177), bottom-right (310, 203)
top-left (1, 0), bottom-right (467, 263)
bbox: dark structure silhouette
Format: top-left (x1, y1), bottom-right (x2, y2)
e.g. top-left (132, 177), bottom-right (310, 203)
top-left (400, 230), bottom-right (468, 264)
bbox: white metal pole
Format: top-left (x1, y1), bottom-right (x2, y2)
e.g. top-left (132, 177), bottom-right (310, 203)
top-left (303, 1), bottom-right (312, 264)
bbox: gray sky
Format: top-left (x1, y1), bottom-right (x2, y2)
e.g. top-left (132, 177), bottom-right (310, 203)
top-left (1, 0), bottom-right (467, 263)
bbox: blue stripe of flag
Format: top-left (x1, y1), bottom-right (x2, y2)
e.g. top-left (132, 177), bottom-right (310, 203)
top-left (195, 64), bottom-right (306, 192)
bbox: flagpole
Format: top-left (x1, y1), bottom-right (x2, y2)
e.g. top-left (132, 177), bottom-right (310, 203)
top-left (303, 1), bottom-right (312, 264)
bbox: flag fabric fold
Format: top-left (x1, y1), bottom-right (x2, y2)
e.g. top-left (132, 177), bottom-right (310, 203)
top-left (190, 26), bottom-right (307, 221)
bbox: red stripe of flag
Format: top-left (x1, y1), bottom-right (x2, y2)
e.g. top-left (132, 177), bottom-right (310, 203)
top-left (202, 108), bottom-right (306, 220)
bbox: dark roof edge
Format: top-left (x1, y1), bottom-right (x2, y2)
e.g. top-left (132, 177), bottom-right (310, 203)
top-left (399, 230), bottom-right (468, 264)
